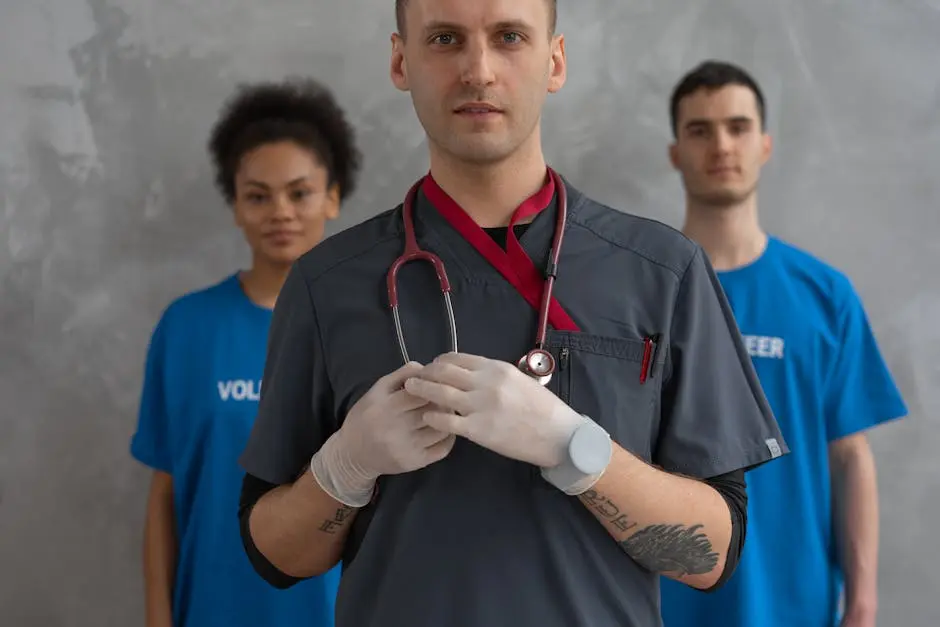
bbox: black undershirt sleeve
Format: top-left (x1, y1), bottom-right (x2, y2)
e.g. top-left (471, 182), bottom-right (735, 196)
top-left (700, 468), bottom-right (748, 591)
top-left (238, 473), bottom-right (310, 590)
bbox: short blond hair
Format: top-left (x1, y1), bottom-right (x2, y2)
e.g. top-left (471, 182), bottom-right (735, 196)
top-left (394, 0), bottom-right (557, 38)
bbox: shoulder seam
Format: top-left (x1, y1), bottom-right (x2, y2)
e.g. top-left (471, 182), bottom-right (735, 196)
top-left (306, 233), bottom-right (401, 284)
top-left (672, 247), bottom-right (699, 317)
top-left (663, 247), bottom-right (701, 382)
top-left (301, 207), bottom-right (402, 284)
top-left (296, 264), bottom-right (337, 399)
top-left (568, 218), bottom-right (691, 280)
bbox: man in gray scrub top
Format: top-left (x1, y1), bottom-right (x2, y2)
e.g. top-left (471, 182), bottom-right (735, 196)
top-left (237, 1), bottom-right (789, 626)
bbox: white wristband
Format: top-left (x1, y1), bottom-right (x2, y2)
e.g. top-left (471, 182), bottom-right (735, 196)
top-left (540, 416), bottom-right (612, 495)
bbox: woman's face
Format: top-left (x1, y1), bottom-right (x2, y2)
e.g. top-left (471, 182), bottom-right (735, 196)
top-left (232, 140), bottom-right (340, 267)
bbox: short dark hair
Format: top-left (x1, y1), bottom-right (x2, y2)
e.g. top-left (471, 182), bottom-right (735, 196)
top-left (207, 77), bottom-right (362, 204)
top-left (395, 0), bottom-right (557, 37)
top-left (668, 60), bottom-right (767, 138)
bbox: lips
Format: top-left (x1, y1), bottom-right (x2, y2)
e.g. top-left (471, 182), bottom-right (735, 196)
top-left (264, 230), bottom-right (301, 241)
top-left (455, 102), bottom-right (502, 114)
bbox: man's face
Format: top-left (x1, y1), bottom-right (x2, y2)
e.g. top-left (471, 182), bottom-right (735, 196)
top-left (669, 85), bottom-right (772, 207)
top-left (232, 140), bottom-right (339, 267)
top-left (390, 0), bottom-right (565, 166)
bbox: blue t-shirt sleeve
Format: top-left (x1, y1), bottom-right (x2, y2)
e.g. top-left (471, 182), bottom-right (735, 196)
top-left (654, 246), bottom-right (789, 478)
top-left (824, 282), bottom-right (908, 441)
top-left (130, 316), bottom-right (174, 473)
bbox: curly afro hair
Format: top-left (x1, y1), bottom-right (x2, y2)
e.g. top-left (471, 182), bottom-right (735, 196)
top-left (207, 77), bottom-right (362, 205)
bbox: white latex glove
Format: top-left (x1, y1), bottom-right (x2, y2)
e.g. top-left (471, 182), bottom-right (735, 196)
top-left (403, 352), bottom-right (586, 469)
top-left (310, 361), bottom-right (457, 507)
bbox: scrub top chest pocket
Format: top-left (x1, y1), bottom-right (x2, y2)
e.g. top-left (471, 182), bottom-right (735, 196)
top-left (547, 330), bottom-right (662, 463)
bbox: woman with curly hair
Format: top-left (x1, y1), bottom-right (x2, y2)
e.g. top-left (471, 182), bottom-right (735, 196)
top-left (130, 77), bottom-right (361, 627)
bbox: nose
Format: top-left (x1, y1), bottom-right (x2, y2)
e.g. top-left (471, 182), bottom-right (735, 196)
top-left (270, 192), bottom-right (296, 220)
top-left (459, 39), bottom-right (496, 87)
top-left (713, 127), bottom-right (734, 154)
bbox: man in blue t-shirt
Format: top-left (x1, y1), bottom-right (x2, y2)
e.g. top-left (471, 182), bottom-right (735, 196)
top-left (658, 60), bottom-right (908, 627)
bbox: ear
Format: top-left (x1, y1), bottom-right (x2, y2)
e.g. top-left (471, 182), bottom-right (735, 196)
top-left (390, 34), bottom-right (410, 92)
top-left (324, 183), bottom-right (341, 220)
top-left (668, 143), bottom-right (680, 170)
top-left (760, 132), bottom-right (773, 166)
top-left (547, 34), bottom-right (567, 94)
top-left (231, 196), bottom-right (246, 228)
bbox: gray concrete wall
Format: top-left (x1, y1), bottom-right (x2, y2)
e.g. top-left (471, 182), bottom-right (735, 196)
top-left (1, 0), bottom-right (937, 625)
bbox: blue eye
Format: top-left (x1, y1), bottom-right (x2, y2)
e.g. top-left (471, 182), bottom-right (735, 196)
top-left (502, 32), bottom-right (522, 44)
top-left (431, 33), bottom-right (456, 45)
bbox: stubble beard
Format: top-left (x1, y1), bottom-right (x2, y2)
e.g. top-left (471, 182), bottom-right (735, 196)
top-left (692, 180), bottom-right (758, 209)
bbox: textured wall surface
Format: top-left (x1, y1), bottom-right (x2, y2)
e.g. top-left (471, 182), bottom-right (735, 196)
top-left (1, 0), bottom-right (938, 625)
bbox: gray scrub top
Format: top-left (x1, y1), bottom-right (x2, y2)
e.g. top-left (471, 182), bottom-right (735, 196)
top-left (239, 175), bottom-right (788, 627)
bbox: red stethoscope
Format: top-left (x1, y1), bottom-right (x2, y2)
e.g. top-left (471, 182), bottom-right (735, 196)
top-left (386, 168), bottom-right (568, 386)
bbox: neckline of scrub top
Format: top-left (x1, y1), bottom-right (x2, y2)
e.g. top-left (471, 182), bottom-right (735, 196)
top-left (483, 223), bottom-right (531, 250)
top-left (421, 171), bottom-right (580, 332)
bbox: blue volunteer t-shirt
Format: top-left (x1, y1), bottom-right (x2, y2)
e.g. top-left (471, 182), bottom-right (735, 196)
top-left (660, 236), bottom-right (907, 627)
top-left (130, 273), bottom-right (340, 627)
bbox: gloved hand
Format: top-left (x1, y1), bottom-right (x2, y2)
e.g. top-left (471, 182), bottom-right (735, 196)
top-left (310, 361), bottom-right (457, 507)
top-left (403, 352), bottom-right (586, 469)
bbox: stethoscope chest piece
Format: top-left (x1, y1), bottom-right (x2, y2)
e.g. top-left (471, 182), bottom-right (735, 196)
top-left (518, 348), bottom-right (555, 386)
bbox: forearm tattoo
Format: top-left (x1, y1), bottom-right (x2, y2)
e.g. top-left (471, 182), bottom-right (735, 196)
top-left (318, 505), bottom-right (354, 534)
top-left (580, 490), bottom-right (719, 576)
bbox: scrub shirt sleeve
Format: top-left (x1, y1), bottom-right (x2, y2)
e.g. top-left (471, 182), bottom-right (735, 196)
top-left (239, 262), bottom-right (336, 486)
top-left (653, 246), bottom-right (788, 479)
top-left (824, 281), bottom-right (908, 442)
top-left (130, 316), bottom-right (173, 474)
